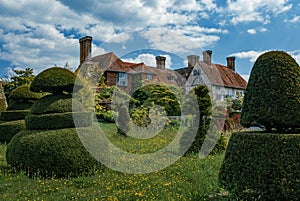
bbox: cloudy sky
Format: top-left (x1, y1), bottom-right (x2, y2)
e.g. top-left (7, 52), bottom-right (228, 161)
top-left (0, 0), bottom-right (299, 81)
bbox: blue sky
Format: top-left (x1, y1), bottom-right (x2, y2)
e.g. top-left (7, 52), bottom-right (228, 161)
top-left (0, 0), bottom-right (299, 81)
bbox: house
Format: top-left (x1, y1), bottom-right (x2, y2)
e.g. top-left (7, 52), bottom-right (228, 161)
top-left (76, 36), bottom-right (185, 93)
top-left (76, 36), bottom-right (246, 100)
top-left (175, 51), bottom-right (247, 101)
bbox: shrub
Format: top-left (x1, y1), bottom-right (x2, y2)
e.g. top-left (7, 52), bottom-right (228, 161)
top-left (241, 51), bottom-right (300, 132)
top-left (30, 67), bottom-right (83, 94)
top-left (180, 85), bottom-right (216, 155)
top-left (8, 84), bottom-right (43, 102)
top-left (103, 110), bottom-right (115, 123)
top-left (219, 132), bottom-right (300, 200)
top-left (7, 101), bottom-right (33, 110)
top-left (30, 94), bottom-right (83, 114)
top-left (0, 120), bottom-right (25, 143)
top-left (6, 126), bottom-right (103, 178)
top-left (26, 112), bottom-right (92, 130)
top-left (0, 110), bottom-right (29, 121)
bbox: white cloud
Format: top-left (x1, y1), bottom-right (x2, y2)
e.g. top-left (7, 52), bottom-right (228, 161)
top-left (288, 16), bottom-right (300, 23)
top-left (241, 74), bottom-right (250, 82)
top-left (123, 54), bottom-right (172, 69)
top-left (231, 50), bottom-right (267, 63)
top-left (226, 0), bottom-right (292, 24)
top-left (247, 29), bottom-right (257, 35)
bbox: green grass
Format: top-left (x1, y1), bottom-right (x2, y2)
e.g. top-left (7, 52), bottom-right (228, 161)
top-left (0, 123), bottom-right (230, 201)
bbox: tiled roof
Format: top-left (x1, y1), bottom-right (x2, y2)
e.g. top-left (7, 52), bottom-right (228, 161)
top-left (176, 61), bottom-right (247, 89)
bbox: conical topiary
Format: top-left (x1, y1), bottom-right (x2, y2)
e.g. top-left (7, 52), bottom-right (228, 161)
top-left (241, 51), bottom-right (300, 132)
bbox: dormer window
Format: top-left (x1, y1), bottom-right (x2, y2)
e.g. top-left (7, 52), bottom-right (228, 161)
top-left (146, 74), bottom-right (153, 80)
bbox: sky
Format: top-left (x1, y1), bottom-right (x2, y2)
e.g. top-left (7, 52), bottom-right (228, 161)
top-left (0, 0), bottom-right (300, 81)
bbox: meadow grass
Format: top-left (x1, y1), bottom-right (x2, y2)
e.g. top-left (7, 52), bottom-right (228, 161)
top-left (0, 123), bottom-right (229, 201)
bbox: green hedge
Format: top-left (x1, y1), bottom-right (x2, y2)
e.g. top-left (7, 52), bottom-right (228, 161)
top-left (30, 67), bottom-right (83, 94)
top-left (6, 127), bottom-right (103, 178)
top-left (8, 84), bottom-right (44, 101)
top-left (26, 112), bottom-right (92, 130)
top-left (0, 120), bottom-right (25, 143)
top-left (219, 132), bottom-right (300, 200)
top-left (0, 110), bottom-right (30, 121)
top-left (30, 94), bottom-right (83, 115)
top-left (7, 101), bottom-right (33, 111)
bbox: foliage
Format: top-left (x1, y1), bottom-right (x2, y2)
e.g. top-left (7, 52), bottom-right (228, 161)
top-left (25, 112), bottom-right (92, 130)
top-left (241, 51), bottom-right (300, 132)
top-left (30, 67), bottom-right (83, 94)
top-left (30, 94), bottom-right (83, 115)
top-left (180, 85), bottom-right (212, 154)
top-left (7, 102), bottom-right (33, 111)
top-left (8, 84), bottom-right (43, 102)
top-left (103, 110), bottom-right (115, 123)
top-left (130, 84), bottom-right (182, 117)
top-left (219, 132), bottom-right (300, 200)
top-left (94, 87), bottom-right (115, 119)
top-left (0, 83), bottom-right (7, 112)
top-left (0, 120), bottom-right (25, 143)
top-left (6, 127), bottom-right (103, 178)
top-left (3, 68), bottom-right (35, 98)
top-left (116, 106), bottom-right (130, 135)
top-left (0, 110), bottom-right (29, 121)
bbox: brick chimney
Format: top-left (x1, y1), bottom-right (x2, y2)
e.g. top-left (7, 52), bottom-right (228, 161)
top-left (203, 50), bottom-right (212, 66)
top-left (79, 36), bottom-right (92, 65)
top-left (156, 56), bottom-right (166, 70)
top-left (187, 55), bottom-right (200, 68)
top-left (226, 56), bottom-right (235, 71)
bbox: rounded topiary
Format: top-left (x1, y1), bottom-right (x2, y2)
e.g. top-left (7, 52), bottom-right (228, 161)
top-left (30, 67), bottom-right (83, 94)
top-left (30, 94), bottom-right (83, 114)
top-left (8, 84), bottom-right (43, 102)
top-left (0, 120), bottom-right (25, 143)
top-left (6, 126), bottom-right (103, 177)
top-left (241, 51), bottom-right (300, 132)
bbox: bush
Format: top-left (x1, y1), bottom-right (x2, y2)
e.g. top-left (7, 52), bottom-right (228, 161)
top-left (6, 126), bottom-right (103, 178)
top-left (241, 51), bottom-right (300, 132)
top-left (8, 84), bottom-right (44, 102)
top-left (30, 67), bottom-right (83, 94)
top-left (0, 110), bottom-right (29, 121)
top-left (30, 94), bottom-right (83, 114)
top-left (0, 120), bottom-right (25, 143)
top-left (26, 112), bottom-right (92, 130)
top-left (219, 132), bottom-right (300, 200)
top-left (103, 111), bottom-right (115, 123)
top-left (7, 101), bottom-right (33, 110)
top-left (180, 85), bottom-right (216, 155)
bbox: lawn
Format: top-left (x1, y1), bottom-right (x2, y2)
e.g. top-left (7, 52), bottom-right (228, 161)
top-left (0, 123), bottom-right (229, 201)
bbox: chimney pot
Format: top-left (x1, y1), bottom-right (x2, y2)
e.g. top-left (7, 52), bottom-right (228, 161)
top-left (203, 50), bottom-right (212, 66)
top-left (187, 55), bottom-right (200, 68)
top-left (226, 56), bottom-right (236, 71)
top-left (156, 56), bottom-right (166, 70)
top-left (79, 36), bottom-right (92, 65)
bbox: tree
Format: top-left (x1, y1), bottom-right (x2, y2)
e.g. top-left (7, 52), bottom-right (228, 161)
top-left (241, 51), bottom-right (300, 132)
top-left (3, 68), bottom-right (35, 98)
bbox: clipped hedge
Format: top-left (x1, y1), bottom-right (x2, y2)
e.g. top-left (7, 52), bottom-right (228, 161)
top-left (8, 84), bottom-right (44, 101)
top-left (26, 112), bottom-right (92, 130)
top-left (6, 127), bottom-right (103, 178)
top-left (7, 101), bottom-right (33, 111)
top-left (0, 110), bottom-right (30, 121)
top-left (219, 132), bottom-right (300, 200)
top-left (0, 120), bottom-right (25, 143)
top-left (30, 94), bottom-right (83, 115)
top-left (30, 67), bottom-right (83, 94)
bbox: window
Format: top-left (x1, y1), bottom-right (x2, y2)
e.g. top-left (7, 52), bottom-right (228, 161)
top-left (117, 72), bottom-right (128, 86)
top-left (168, 74), bottom-right (175, 81)
top-left (146, 74), bottom-right (152, 80)
top-left (193, 69), bottom-right (200, 76)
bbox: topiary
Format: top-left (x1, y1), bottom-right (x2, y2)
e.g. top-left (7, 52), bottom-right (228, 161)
top-left (6, 126), bottom-right (102, 177)
top-left (8, 84), bottom-right (43, 102)
top-left (30, 67), bottom-right (83, 94)
top-left (0, 120), bottom-right (25, 143)
top-left (241, 51), bottom-right (300, 132)
top-left (219, 132), bottom-right (300, 200)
